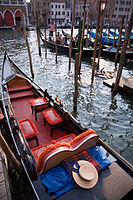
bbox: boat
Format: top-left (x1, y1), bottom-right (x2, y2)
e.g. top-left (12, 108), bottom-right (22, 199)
top-left (0, 52), bottom-right (133, 200)
top-left (102, 46), bottom-right (133, 59)
top-left (109, 30), bottom-right (119, 37)
top-left (109, 30), bottom-right (133, 44)
top-left (40, 32), bottom-right (96, 57)
top-left (89, 31), bottom-right (124, 46)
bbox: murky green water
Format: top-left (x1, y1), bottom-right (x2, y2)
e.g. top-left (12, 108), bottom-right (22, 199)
top-left (0, 29), bottom-right (133, 166)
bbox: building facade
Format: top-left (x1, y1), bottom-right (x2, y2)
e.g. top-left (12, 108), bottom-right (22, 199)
top-left (104, 0), bottom-right (133, 26)
top-left (75, 0), bottom-right (98, 24)
top-left (51, 0), bottom-right (71, 25)
top-left (30, 0), bottom-right (133, 27)
top-left (30, 0), bottom-right (51, 25)
top-left (0, 0), bottom-right (29, 28)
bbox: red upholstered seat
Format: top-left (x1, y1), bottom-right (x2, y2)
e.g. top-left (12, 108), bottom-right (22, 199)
top-left (42, 108), bottom-right (63, 137)
top-left (42, 108), bottom-right (63, 125)
top-left (31, 134), bottom-right (76, 162)
top-left (30, 97), bottom-right (49, 120)
top-left (19, 118), bottom-right (39, 145)
top-left (31, 129), bottom-right (98, 174)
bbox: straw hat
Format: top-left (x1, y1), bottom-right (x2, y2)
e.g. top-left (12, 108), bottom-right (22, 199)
top-left (72, 160), bottom-right (98, 189)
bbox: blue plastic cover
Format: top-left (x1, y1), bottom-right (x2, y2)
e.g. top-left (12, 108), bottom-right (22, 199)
top-left (87, 146), bottom-right (111, 169)
top-left (40, 165), bottom-right (74, 198)
top-left (40, 146), bottom-right (111, 198)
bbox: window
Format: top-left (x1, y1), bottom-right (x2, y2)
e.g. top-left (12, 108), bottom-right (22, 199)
top-left (51, 4), bottom-right (53, 8)
top-left (119, 7), bottom-right (123, 11)
top-left (62, 11), bottom-right (65, 15)
top-left (52, 11), bottom-right (54, 15)
top-left (58, 5), bottom-right (60, 8)
top-left (67, 12), bottom-right (69, 17)
top-left (120, 1), bottom-right (125, 5)
top-left (118, 15), bottom-right (122, 18)
top-left (55, 5), bottom-right (57, 8)
top-left (58, 11), bottom-right (60, 15)
top-left (62, 5), bottom-right (64, 8)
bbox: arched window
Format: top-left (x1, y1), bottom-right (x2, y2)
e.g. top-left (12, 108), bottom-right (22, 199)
top-left (0, 13), bottom-right (2, 26)
top-left (4, 10), bottom-right (14, 26)
top-left (15, 10), bottom-right (21, 26)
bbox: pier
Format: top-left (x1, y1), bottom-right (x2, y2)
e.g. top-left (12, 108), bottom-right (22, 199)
top-left (0, 148), bottom-right (12, 200)
top-left (103, 77), bottom-right (133, 95)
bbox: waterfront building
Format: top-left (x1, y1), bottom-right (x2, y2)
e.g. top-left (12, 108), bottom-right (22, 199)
top-left (30, 0), bottom-right (51, 25)
top-left (0, 0), bottom-right (29, 28)
top-left (104, 0), bottom-right (133, 26)
top-left (30, 0), bottom-right (71, 26)
top-left (75, 0), bottom-right (98, 24)
top-left (51, 0), bottom-right (71, 25)
top-left (30, 0), bottom-right (133, 27)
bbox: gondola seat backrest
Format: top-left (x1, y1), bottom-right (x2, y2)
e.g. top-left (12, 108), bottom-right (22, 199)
top-left (36, 129), bottom-right (99, 175)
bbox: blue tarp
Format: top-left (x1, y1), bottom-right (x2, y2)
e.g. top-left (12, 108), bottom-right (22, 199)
top-left (40, 146), bottom-right (111, 198)
top-left (89, 31), bottom-right (123, 45)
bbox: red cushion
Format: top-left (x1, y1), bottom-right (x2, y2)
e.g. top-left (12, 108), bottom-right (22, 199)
top-left (19, 119), bottom-right (38, 139)
top-left (42, 108), bottom-right (63, 125)
top-left (30, 97), bottom-right (48, 110)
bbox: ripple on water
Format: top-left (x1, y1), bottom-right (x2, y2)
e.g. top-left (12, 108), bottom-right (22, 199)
top-left (0, 29), bottom-right (133, 165)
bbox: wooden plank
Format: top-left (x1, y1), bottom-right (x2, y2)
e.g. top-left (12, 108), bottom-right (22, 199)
top-left (103, 77), bottom-right (133, 94)
top-left (0, 149), bottom-right (12, 200)
top-left (9, 90), bottom-right (34, 100)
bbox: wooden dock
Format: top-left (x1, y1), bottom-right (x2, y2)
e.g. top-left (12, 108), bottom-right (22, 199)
top-left (0, 148), bottom-right (12, 200)
top-left (103, 77), bottom-right (133, 95)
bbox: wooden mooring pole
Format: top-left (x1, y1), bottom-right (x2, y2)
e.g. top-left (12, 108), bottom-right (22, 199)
top-left (21, 12), bottom-right (34, 80)
top-left (112, 11), bottom-right (133, 97)
top-left (55, 14), bottom-right (58, 63)
top-left (69, 0), bottom-right (75, 71)
top-left (91, 0), bottom-right (101, 84)
top-left (97, 13), bottom-right (104, 70)
top-left (73, 53), bottom-right (79, 112)
top-left (107, 23), bottom-right (111, 45)
top-left (86, 12), bottom-right (89, 48)
top-left (0, 129), bottom-right (23, 175)
top-left (113, 21), bottom-right (117, 47)
top-left (78, 10), bottom-right (87, 75)
top-left (44, 18), bottom-right (47, 58)
top-left (115, 15), bottom-right (125, 67)
top-left (35, 11), bottom-right (41, 56)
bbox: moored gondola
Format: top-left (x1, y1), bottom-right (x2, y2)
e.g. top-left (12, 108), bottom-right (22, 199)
top-left (102, 46), bottom-right (133, 59)
top-left (40, 33), bottom-right (96, 57)
top-left (0, 52), bottom-right (133, 200)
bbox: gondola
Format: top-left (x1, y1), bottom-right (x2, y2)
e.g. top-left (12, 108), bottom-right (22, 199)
top-left (102, 46), bottom-right (133, 59)
top-left (89, 31), bottom-right (124, 46)
top-left (40, 34), bottom-right (96, 57)
top-left (0, 52), bottom-right (133, 200)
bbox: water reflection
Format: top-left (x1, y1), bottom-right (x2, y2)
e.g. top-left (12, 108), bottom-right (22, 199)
top-left (0, 29), bottom-right (133, 165)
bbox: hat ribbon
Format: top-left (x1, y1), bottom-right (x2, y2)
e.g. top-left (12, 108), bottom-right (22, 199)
top-left (72, 161), bottom-right (88, 182)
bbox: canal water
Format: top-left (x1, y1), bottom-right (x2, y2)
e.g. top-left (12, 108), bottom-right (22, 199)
top-left (0, 29), bottom-right (133, 168)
